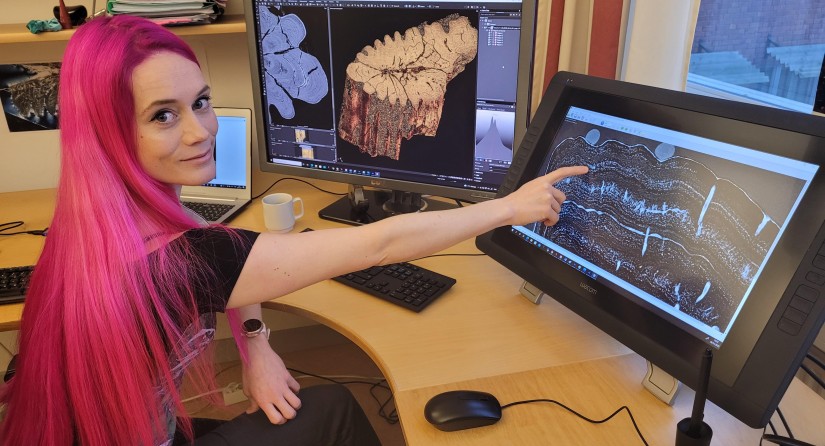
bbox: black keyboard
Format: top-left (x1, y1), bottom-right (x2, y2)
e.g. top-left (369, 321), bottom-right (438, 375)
top-left (333, 262), bottom-right (456, 312)
top-left (0, 265), bottom-right (34, 305)
top-left (182, 201), bottom-right (233, 222)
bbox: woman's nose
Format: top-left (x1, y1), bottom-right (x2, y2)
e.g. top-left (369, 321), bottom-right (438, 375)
top-left (182, 112), bottom-right (211, 145)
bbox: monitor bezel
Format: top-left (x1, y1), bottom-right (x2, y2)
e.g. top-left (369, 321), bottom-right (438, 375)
top-left (477, 71), bottom-right (825, 428)
top-left (244, 0), bottom-right (538, 203)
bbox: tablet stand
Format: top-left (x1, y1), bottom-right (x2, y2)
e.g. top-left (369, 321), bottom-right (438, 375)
top-left (519, 281), bottom-right (545, 304)
top-left (642, 360), bottom-right (680, 405)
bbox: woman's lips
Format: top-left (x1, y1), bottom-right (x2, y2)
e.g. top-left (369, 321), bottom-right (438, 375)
top-left (183, 149), bottom-right (211, 162)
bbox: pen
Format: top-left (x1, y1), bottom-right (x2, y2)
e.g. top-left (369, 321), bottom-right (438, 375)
top-left (688, 348), bottom-right (713, 436)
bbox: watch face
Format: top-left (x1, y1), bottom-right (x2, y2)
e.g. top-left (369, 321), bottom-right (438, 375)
top-left (243, 319), bottom-right (263, 333)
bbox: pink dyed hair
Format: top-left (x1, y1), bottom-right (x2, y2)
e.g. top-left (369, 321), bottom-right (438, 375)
top-left (1, 16), bottom-right (243, 445)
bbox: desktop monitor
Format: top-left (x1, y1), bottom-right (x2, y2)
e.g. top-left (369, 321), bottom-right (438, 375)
top-left (244, 0), bottom-right (537, 224)
top-left (476, 71), bottom-right (825, 428)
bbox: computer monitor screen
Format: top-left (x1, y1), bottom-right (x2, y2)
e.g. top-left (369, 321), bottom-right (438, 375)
top-left (245, 0), bottom-right (536, 224)
top-left (477, 72), bottom-right (825, 428)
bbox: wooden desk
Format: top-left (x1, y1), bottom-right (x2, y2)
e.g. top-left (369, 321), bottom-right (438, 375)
top-left (2, 184), bottom-right (824, 445)
top-left (0, 188), bottom-right (53, 330)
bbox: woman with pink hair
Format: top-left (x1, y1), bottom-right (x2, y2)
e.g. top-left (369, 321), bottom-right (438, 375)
top-left (0, 15), bottom-right (586, 446)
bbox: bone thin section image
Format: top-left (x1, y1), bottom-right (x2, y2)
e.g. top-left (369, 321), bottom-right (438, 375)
top-left (338, 14), bottom-right (478, 159)
top-left (533, 134), bottom-right (796, 333)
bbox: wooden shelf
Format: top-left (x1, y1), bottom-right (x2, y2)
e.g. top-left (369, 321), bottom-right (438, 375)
top-left (0, 14), bottom-right (245, 45)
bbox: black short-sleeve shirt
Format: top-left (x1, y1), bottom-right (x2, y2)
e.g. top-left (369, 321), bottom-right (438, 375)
top-left (178, 227), bottom-right (260, 313)
top-left (154, 227), bottom-right (259, 445)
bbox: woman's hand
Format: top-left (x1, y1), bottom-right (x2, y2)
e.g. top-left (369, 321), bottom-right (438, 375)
top-left (241, 336), bottom-right (301, 424)
top-left (501, 165), bottom-right (589, 227)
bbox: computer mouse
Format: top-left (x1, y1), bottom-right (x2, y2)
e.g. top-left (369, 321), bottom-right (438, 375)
top-left (424, 390), bottom-right (502, 432)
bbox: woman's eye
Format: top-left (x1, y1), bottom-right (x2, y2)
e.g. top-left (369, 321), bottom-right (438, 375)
top-left (194, 96), bottom-right (212, 110)
top-left (152, 111), bottom-right (175, 123)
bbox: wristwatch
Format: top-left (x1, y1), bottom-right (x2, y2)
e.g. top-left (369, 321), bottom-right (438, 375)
top-left (241, 319), bottom-right (270, 340)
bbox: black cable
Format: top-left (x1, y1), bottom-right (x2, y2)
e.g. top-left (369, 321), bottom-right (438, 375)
top-left (775, 407), bottom-right (794, 439)
top-left (805, 352), bottom-right (825, 372)
top-left (368, 379), bottom-right (398, 424)
top-left (411, 253), bottom-right (487, 261)
top-left (799, 363), bottom-right (825, 390)
top-left (251, 177), bottom-right (347, 200)
top-left (760, 350), bottom-right (824, 446)
top-left (0, 221), bottom-right (22, 232)
top-left (286, 367), bottom-right (398, 425)
top-left (762, 404), bottom-right (819, 446)
top-left (761, 434), bottom-right (817, 446)
top-left (0, 221), bottom-right (47, 236)
top-left (500, 399), bottom-right (649, 446)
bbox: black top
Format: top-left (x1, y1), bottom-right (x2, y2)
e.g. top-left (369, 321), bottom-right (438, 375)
top-left (153, 227), bottom-right (259, 445)
top-left (178, 227), bottom-right (260, 314)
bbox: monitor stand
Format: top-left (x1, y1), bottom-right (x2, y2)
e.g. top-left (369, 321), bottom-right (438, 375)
top-left (318, 185), bottom-right (455, 226)
top-left (519, 281), bottom-right (546, 304)
top-left (642, 360), bottom-right (681, 405)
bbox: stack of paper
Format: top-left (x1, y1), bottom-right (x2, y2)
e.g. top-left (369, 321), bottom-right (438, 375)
top-left (106, 0), bottom-right (227, 26)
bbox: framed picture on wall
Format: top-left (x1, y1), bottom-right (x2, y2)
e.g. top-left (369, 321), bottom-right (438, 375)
top-left (0, 63), bottom-right (61, 132)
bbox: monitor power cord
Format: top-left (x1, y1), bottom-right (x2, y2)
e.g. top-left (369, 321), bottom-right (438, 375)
top-left (760, 351), bottom-right (823, 446)
top-left (252, 177), bottom-right (346, 200)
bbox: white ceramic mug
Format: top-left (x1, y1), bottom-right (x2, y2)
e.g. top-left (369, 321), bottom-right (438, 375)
top-left (262, 193), bottom-right (304, 233)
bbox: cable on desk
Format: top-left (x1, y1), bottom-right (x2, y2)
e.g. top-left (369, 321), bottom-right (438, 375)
top-left (799, 363), bottom-right (825, 390)
top-left (411, 253), bottom-right (487, 262)
top-left (287, 367), bottom-right (398, 425)
top-left (775, 406), bottom-right (794, 439)
top-left (804, 352), bottom-right (825, 372)
top-left (760, 350), bottom-right (824, 445)
top-left (761, 434), bottom-right (818, 446)
top-left (0, 221), bottom-right (47, 236)
top-left (500, 399), bottom-right (649, 446)
top-left (762, 406), bottom-right (818, 445)
top-left (252, 177), bottom-right (347, 200)
top-left (761, 406), bottom-right (816, 446)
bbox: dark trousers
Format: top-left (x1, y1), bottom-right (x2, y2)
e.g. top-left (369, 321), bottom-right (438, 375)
top-left (176, 384), bottom-right (381, 446)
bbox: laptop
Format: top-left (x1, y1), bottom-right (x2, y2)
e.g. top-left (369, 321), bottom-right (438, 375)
top-left (180, 107), bottom-right (252, 224)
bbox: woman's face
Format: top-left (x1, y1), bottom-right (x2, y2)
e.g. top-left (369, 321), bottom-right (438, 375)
top-left (132, 51), bottom-right (218, 189)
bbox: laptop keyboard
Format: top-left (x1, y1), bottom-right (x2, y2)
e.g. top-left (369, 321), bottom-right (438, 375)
top-left (182, 202), bottom-right (234, 222)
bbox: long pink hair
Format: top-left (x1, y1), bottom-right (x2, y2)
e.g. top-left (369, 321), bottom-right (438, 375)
top-left (1, 16), bottom-right (242, 445)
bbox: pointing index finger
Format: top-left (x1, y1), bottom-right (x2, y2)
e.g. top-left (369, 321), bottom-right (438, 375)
top-left (545, 165), bottom-right (589, 184)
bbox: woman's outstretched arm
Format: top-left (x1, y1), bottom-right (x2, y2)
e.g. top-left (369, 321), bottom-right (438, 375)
top-left (226, 165), bottom-right (588, 309)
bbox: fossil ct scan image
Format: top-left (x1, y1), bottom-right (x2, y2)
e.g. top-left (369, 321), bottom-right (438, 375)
top-left (337, 14), bottom-right (478, 160)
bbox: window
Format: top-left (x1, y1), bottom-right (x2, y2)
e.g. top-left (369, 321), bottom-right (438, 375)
top-left (687, 0), bottom-right (825, 113)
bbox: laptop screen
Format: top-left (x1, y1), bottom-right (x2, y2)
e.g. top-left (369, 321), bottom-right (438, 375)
top-left (205, 114), bottom-right (250, 189)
